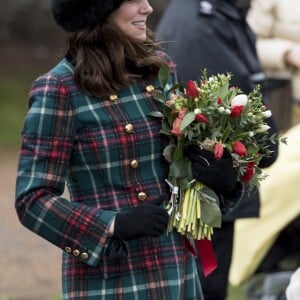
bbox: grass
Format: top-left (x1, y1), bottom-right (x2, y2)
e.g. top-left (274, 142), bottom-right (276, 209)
top-left (0, 76), bottom-right (30, 149)
top-left (228, 283), bottom-right (246, 299)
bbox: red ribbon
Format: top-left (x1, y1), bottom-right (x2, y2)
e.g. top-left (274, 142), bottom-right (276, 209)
top-left (185, 237), bottom-right (217, 277)
top-left (196, 238), bottom-right (218, 277)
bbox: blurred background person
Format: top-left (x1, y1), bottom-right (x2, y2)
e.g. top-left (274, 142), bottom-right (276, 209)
top-left (286, 266), bottom-right (300, 300)
top-left (228, 1), bottom-right (300, 296)
top-left (156, 0), bottom-right (279, 299)
top-left (247, 0), bottom-right (300, 132)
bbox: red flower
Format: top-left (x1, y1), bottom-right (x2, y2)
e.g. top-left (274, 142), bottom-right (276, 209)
top-left (186, 80), bottom-right (199, 98)
top-left (241, 162), bottom-right (255, 182)
top-left (230, 105), bottom-right (244, 117)
top-left (195, 113), bottom-right (208, 123)
top-left (217, 97), bottom-right (223, 105)
top-left (233, 141), bottom-right (247, 157)
top-left (214, 143), bottom-right (224, 160)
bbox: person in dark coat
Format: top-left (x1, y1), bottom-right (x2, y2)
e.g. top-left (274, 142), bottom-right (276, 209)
top-left (157, 0), bottom-right (279, 299)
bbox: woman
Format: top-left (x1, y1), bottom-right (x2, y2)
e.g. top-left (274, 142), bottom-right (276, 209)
top-left (14, 0), bottom-right (205, 299)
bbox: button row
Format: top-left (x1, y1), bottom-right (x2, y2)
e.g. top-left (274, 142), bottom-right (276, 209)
top-left (110, 88), bottom-right (151, 203)
top-left (65, 246), bottom-right (89, 260)
top-left (109, 85), bottom-right (155, 102)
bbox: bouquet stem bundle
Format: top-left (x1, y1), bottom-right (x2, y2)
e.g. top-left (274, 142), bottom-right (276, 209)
top-left (167, 180), bottom-right (214, 240)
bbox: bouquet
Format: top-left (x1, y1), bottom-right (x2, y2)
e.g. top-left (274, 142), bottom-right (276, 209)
top-left (149, 66), bottom-right (287, 240)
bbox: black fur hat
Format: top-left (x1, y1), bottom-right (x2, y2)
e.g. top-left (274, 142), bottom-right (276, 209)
top-left (51, 0), bottom-right (124, 32)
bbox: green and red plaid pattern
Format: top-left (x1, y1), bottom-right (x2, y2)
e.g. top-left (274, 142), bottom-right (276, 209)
top-left (15, 56), bottom-right (203, 299)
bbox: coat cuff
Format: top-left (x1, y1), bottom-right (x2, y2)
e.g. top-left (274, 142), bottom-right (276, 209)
top-left (64, 210), bottom-right (117, 267)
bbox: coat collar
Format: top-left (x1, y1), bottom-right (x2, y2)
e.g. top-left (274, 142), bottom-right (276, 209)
top-left (199, 0), bottom-right (247, 21)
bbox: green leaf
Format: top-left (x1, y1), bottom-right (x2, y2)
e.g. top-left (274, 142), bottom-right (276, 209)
top-left (280, 137), bottom-right (288, 145)
top-left (247, 143), bottom-right (259, 155)
top-left (200, 201), bottom-right (222, 228)
top-left (198, 187), bottom-right (222, 227)
top-left (160, 121), bottom-right (171, 134)
top-left (158, 65), bottom-right (170, 88)
top-left (168, 113), bottom-right (177, 127)
top-left (222, 123), bottom-right (233, 142)
top-left (219, 81), bottom-right (229, 100)
top-left (168, 83), bottom-right (181, 93)
top-left (163, 144), bottom-right (176, 163)
top-left (180, 111), bottom-right (195, 131)
top-left (173, 147), bottom-right (183, 161)
top-left (169, 159), bottom-right (190, 178)
top-left (148, 111), bottom-right (164, 118)
top-left (199, 186), bottom-right (219, 203)
top-left (153, 91), bottom-right (167, 103)
top-left (180, 176), bottom-right (193, 191)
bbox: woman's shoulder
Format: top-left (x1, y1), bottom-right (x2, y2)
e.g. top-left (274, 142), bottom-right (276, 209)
top-left (30, 58), bottom-right (79, 96)
top-left (36, 58), bottom-right (74, 83)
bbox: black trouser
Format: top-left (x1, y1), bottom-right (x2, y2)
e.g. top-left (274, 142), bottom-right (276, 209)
top-left (197, 222), bottom-right (234, 300)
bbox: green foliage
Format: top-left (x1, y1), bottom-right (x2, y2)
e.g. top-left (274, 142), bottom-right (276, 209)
top-left (150, 68), bottom-right (285, 190)
top-left (0, 77), bottom-right (28, 149)
top-left (149, 66), bottom-right (286, 240)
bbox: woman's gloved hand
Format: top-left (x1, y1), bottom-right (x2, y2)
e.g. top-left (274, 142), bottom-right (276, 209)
top-left (113, 196), bottom-right (169, 241)
top-left (185, 145), bottom-right (237, 194)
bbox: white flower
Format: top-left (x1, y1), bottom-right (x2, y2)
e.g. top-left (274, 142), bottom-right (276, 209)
top-left (248, 131), bottom-right (254, 137)
top-left (218, 107), bottom-right (225, 113)
top-left (225, 109), bottom-right (231, 114)
top-left (231, 94), bottom-right (248, 108)
top-left (256, 124), bottom-right (271, 133)
top-left (262, 110), bottom-right (272, 118)
top-left (194, 108), bottom-right (201, 114)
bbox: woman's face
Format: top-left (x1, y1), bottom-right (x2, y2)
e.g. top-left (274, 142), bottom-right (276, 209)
top-left (108, 0), bottom-right (153, 42)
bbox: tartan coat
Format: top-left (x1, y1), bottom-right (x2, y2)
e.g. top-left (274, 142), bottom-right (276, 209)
top-left (15, 56), bottom-right (203, 299)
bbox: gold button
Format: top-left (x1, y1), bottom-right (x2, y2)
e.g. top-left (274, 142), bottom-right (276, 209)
top-left (130, 160), bottom-right (139, 168)
top-left (138, 192), bottom-right (147, 202)
top-left (73, 249), bottom-right (80, 257)
top-left (65, 246), bottom-right (72, 253)
top-left (146, 85), bottom-right (155, 93)
top-left (125, 124), bottom-right (134, 133)
top-left (109, 94), bottom-right (118, 101)
top-left (81, 252), bottom-right (89, 260)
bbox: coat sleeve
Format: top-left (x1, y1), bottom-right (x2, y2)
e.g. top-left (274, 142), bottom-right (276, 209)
top-left (15, 73), bottom-right (116, 267)
top-left (247, 0), bottom-right (294, 71)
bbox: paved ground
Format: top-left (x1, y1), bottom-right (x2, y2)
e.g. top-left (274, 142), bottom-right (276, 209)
top-left (0, 150), bottom-right (61, 300)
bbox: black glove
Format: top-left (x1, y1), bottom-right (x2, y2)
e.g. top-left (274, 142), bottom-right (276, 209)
top-left (113, 196), bottom-right (169, 241)
top-left (185, 145), bottom-right (237, 194)
top-left (220, 182), bottom-right (244, 215)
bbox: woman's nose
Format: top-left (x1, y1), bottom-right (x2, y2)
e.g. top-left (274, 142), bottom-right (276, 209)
top-left (140, 0), bottom-right (153, 15)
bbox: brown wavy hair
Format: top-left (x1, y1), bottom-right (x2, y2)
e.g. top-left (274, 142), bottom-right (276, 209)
top-left (67, 22), bottom-right (166, 98)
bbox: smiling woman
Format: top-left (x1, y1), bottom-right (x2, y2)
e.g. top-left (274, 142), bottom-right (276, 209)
top-left (108, 0), bottom-right (153, 41)
top-left (14, 0), bottom-right (204, 299)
